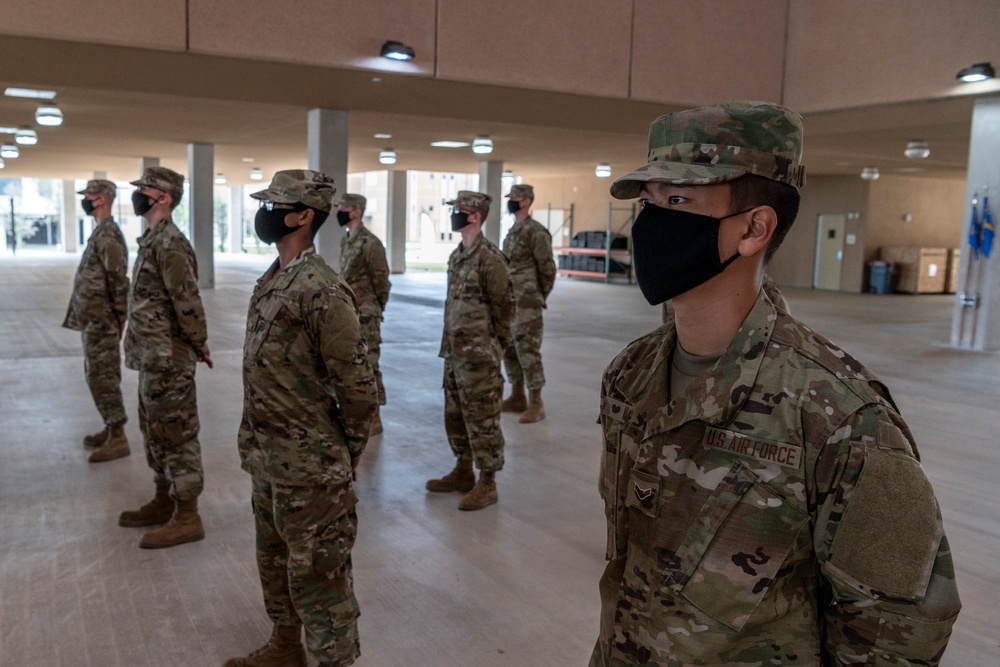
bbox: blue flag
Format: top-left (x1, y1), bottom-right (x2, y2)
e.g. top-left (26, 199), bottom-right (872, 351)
top-left (982, 195), bottom-right (994, 259)
top-left (968, 195), bottom-right (981, 260)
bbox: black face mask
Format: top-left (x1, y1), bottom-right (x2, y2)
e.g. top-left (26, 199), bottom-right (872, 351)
top-left (630, 202), bottom-right (751, 305)
top-left (81, 198), bottom-right (97, 216)
top-left (254, 207), bottom-right (300, 244)
top-left (450, 211), bottom-right (471, 232)
top-left (507, 200), bottom-right (521, 215)
top-left (336, 210), bottom-right (352, 226)
top-left (131, 191), bottom-right (157, 217)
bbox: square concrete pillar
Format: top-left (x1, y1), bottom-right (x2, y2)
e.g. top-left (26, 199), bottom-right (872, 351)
top-left (308, 108), bottom-right (348, 270)
top-left (188, 143), bottom-right (215, 289)
top-left (139, 157), bottom-right (159, 177)
top-left (229, 185), bottom-right (243, 254)
top-left (478, 160), bottom-right (503, 246)
top-left (60, 179), bottom-right (78, 253)
top-left (386, 170), bottom-right (407, 273)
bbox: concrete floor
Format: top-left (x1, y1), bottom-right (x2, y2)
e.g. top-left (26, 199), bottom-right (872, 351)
top-left (0, 252), bottom-right (997, 666)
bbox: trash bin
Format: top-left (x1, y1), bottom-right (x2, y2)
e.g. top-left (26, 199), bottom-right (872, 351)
top-left (868, 261), bottom-right (897, 294)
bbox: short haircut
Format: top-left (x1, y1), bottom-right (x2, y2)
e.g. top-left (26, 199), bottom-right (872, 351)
top-left (727, 174), bottom-right (801, 263)
top-left (168, 191), bottom-right (182, 210)
top-left (308, 208), bottom-right (330, 240)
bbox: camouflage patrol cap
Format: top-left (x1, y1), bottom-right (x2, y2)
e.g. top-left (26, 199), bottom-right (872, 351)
top-left (77, 179), bottom-right (117, 198)
top-left (610, 101), bottom-right (806, 200)
top-left (506, 184), bottom-right (534, 199)
top-left (130, 166), bottom-right (184, 197)
top-left (250, 169), bottom-right (337, 213)
top-left (339, 193), bottom-right (367, 210)
top-left (446, 190), bottom-right (492, 216)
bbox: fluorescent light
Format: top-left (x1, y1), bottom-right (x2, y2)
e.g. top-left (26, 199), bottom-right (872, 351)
top-left (35, 103), bottom-right (63, 126)
top-left (380, 41), bottom-right (415, 61)
top-left (241, 157), bottom-right (255, 163)
top-left (595, 163), bottom-right (612, 178)
top-left (860, 166), bottom-right (880, 181)
top-left (15, 127), bottom-right (38, 145)
top-left (5, 87), bottom-right (56, 100)
top-left (214, 173), bottom-right (227, 185)
top-left (1, 143), bottom-right (19, 159)
top-left (0, 157), bottom-right (4, 169)
top-left (904, 141), bottom-right (930, 159)
top-left (250, 168), bottom-right (263, 181)
top-left (471, 136), bottom-right (493, 155)
top-left (374, 133), bottom-right (392, 139)
top-left (431, 140), bottom-right (469, 148)
top-left (957, 62), bottom-right (995, 83)
top-left (379, 149), bottom-right (397, 165)
top-left (0, 127), bottom-right (18, 134)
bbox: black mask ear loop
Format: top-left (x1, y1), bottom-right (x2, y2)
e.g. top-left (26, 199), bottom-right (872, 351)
top-left (718, 207), bottom-right (757, 268)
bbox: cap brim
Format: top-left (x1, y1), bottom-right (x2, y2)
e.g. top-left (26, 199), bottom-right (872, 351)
top-left (249, 188), bottom-right (298, 203)
top-left (76, 188), bottom-right (89, 195)
top-left (609, 162), bottom-right (746, 200)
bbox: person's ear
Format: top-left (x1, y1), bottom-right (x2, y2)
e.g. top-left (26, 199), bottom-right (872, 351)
top-left (738, 206), bottom-right (777, 257)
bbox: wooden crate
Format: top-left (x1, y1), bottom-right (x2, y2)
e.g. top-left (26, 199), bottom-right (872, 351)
top-left (945, 248), bottom-right (961, 294)
top-left (879, 246), bottom-right (949, 293)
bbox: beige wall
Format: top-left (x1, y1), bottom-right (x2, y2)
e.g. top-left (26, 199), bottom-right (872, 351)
top-left (520, 173), bottom-right (633, 246)
top-left (865, 175), bottom-right (967, 255)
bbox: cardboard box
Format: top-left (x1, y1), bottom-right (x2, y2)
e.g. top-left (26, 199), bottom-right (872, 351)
top-left (879, 246), bottom-right (948, 293)
top-left (945, 248), bottom-right (961, 294)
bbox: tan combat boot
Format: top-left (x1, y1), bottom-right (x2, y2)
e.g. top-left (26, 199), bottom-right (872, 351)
top-left (88, 424), bottom-right (130, 463)
top-left (223, 623), bottom-right (307, 667)
top-left (458, 471), bottom-right (498, 511)
top-left (518, 388), bottom-right (546, 423)
top-left (83, 425), bottom-right (109, 449)
top-left (370, 407), bottom-right (383, 436)
top-left (118, 483), bottom-right (174, 527)
top-left (139, 497), bottom-right (205, 549)
top-left (425, 458), bottom-right (475, 493)
top-left (501, 383), bottom-right (527, 412)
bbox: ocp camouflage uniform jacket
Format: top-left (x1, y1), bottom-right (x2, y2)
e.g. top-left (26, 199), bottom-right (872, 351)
top-left (124, 218), bottom-right (207, 371)
top-left (240, 246), bottom-right (377, 487)
top-left (502, 216), bottom-right (556, 309)
top-left (63, 217), bottom-right (129, 334)
top-left (595, 291), bottom-right (960, 667)
top-left (439, 232), bottom-right (515, 364)
top-left (339, 225), bottom-right (391, 318)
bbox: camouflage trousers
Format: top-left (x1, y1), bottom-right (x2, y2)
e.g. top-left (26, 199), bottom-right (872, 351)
top-left (251, 475), bottom-right (360, 666)
top-left (81, 330), bottom-right (126, 426)
top-left (360, 314), bottom-right (385, 405)
top-left (503, 306), bottom-right (545, 390)
top-left (443, 357), bottom-right (505, 473)
top-left (138, 365), bottom-right (203, 501)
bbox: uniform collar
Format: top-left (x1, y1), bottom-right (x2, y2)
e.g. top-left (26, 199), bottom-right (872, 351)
top-left (453, 232), bottom-right (486, 263)
top-left (257, 245), bottom-right (316, 293)
top-left (137, 217), bottom-right (173, 247)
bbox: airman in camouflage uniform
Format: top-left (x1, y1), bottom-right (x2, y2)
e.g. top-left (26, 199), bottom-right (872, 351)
top-left (593, 102), bottom-right (960, 666)
top-left (426, 191), bottom-right (515, 511)
top-left (338, 193), bottom-right (391, 435)
top-left (118, 166), bottom-right (212, 550)
top-left (63, 179), bottom-right (131, 463)
top-left (225, 170), bottom-right (377, 667)
top-left (501, 184), bottom-right (557, 424)
top-left (661, 273), bottom-right (789, 323)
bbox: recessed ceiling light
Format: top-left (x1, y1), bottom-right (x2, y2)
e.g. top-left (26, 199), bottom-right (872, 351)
top-left (5, 87), bottom-right (56, 100)
top-left (431, 141), bottom-right (470, 148)
top-left (372, 77), bottom-right (382, 83)
top-left (0, 126), bottom-right (18, 134)
top-left (374, 133), bottom-right (392, 140)
top-left (241, 157), bottom-right (255, 163)
top-left (896, 167), bottom-right (926, 173)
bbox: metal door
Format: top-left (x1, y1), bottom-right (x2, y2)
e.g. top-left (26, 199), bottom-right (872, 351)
top-left (813, 214), bottom-right (846, 290)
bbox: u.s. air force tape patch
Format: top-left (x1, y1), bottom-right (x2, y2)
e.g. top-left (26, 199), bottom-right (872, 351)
top-left (703, 427), bottom-right (803, 469)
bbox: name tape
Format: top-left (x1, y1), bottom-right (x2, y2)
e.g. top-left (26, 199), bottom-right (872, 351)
top-left (703, 427), bottom-right (803, 469)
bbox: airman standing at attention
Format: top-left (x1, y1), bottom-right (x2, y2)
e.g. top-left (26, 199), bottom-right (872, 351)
top-left (225, 170), bottom-right (376, 667)
top-left (63, 179), bottom-right (130, 463)
top-left (500, 184), bottom-right (556, 423)
top-left (338, 193), bottom-right (391, 435)
top-left (426, 191), bottom-right (515, 511)
top-left (592, 102), bottom-right (960, 666)
top-left (118, 166), bottom-right (212, 550)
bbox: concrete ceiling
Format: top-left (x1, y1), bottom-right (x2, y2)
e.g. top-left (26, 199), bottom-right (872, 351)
top-left (0, 35), bottom-right (985, 186)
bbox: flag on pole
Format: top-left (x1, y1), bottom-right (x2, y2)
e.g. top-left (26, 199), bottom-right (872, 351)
top-left (968, 194), bottom-right (982, 260)
top-left (982, 194), bottom-right (994, 259)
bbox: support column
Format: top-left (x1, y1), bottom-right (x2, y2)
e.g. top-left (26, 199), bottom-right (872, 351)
top-left (60, 179), bottom-right (78, 253)
top-left (386, 170), bottom-right (407, 274)
top-left (93, 171), bottom-right (108, 180)
top-left (138, 157), bottom-right (159, 177)
top-left (188, 143), bottom-right (215, 289)
top-left (308, 108), bottom-right (348, 270)
top-left (478, 160), bottom-right (503, 246)
top-left (951, 96), bottom-right (1000, 351)
top-left (229, 185), bottom-right (243, 254)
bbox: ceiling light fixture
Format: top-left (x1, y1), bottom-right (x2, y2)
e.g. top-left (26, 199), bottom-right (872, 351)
top-left (374, 133), bottom-right (392, 140)
top-left (250, 168), bottom-right (263, 181)
top-left (35, 103), bottom-right (63, 126)
top-left (904, 141), bottom-right (930, 159)
top-left (595, 163), bottom-right (612, 178)
top-left (431, 140), bottom-right (469, 148)
top-left (214, 173), bottom-right (227, 185)
top-left (0, 157), bottom-right (4, 169)
top-left (379, 149), bottom-right (398, 165)
top-left (241, 157), bottom-right (255, 163)
top-left (471, 136), bottom-right (493, 155)
top-left (956, 62), bottom-right (995, 83)
top-left (860, 166), bottom-right (880, 181)
top-left (502, 171), bottom-right (513, 179)
top-left (4, 87), bottom-right (56, 99)
top-left (0, 126), bottom-right (19, 134)
top-left (1, 143), bottom-right (19, 159)
top-left (14, 126), bottom-right (38, 145)
top-left (380, 41), bottom-right (415, 61)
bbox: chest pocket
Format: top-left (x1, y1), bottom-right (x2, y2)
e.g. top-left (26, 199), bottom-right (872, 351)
top-left (676, 461), bottom-right (808, 630)
top-left (246, 297), bottom-right (293, 358)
